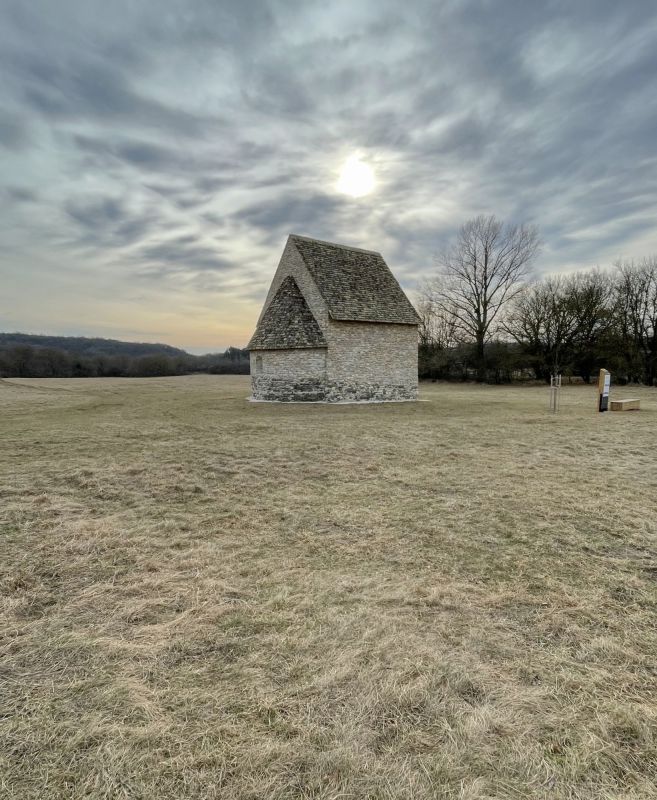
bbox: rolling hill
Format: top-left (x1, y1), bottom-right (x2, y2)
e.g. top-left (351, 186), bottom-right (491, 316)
top-left (0, 333), bottom-right (188, 358)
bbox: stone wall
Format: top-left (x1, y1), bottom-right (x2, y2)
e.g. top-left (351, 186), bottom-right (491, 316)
top-left (250, 376), bottom-right (416, 402)
top-left (249, 322), bottom-right (418, 402)
top-left (250, 348), bottom-right (328, 401)
top-left (250, 377), bottom-right (325, 402)
top-left (252, 348), bottom-right (327, 380)
top-left (327, 321), bottom-right (418, 395)
top-left (323, 380), bottom-right (416, 402)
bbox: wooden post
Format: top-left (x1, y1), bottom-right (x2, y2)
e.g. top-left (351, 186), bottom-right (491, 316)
top-left (597, 368), bottom-right (610, 412)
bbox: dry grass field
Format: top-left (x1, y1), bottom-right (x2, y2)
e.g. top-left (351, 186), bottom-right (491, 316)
top-left (1, 375), bottom-right (656, 799)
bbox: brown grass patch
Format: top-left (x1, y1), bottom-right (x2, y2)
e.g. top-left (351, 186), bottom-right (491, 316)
top-left (1, 376), bottom-right (656, 798)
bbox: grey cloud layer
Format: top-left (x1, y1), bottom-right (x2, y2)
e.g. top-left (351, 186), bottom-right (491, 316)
top-left (2, 0), bottom-right (657, 345)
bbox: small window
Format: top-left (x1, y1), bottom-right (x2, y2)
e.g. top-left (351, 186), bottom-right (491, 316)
top-left (255, 355), bottom-right (263, 374)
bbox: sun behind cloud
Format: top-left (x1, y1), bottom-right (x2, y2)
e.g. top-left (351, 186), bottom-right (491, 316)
top-left (336, 155), bottom-right (376, 198)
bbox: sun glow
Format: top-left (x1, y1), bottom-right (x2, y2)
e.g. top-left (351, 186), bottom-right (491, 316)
top-left (336, 155), bottom-right (376, 198)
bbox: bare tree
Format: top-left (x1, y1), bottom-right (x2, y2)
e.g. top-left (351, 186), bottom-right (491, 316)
top-left (505, 270), bottom-right (612, 381)
top-left (417, 283), bottom-right (460, 350)
top-left (431, 215), bottom-right (540, 377)
top-left (416, 287), bottom-right (464, 380)
top-left (614, 257), bottom-right (657, 384)
top-left (505, 277), bottom-right (576, 380)
top-left (568, 270), bottom-right (614, 382)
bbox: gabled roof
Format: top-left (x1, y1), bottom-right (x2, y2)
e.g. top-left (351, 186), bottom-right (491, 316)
top-left (247, 276), bottom-right (327, 351)
top-left (290, 234), bottom-right (420, 325)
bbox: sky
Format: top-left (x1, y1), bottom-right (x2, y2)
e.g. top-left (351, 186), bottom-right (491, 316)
top-left (2, 1), bottom-right (657, 353)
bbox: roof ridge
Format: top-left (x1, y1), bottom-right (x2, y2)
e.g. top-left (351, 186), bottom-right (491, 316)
top-left (289, 233), bottom-right (382, 257)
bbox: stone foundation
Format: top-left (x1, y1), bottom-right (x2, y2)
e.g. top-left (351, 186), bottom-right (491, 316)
top-left (251, 376), bottom-right (417, 403)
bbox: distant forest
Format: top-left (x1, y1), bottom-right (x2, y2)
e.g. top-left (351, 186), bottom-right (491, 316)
top-left (419, 259), bottom-right (657, 385)
top-left (0, 334), bottom-right (249, 378)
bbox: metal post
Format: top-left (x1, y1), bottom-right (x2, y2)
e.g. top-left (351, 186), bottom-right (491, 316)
top-left (549, 373), bottom-right (561, 413)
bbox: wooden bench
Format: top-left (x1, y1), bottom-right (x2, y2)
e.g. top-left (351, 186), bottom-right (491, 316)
top-left (610, 398), bottom-right (640, 411)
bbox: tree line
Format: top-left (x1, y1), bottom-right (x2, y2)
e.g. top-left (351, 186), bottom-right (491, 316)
top-left (0, 340), bottom-right (249, 378)
top-left (5, 219), bottom-right (656, 386)
top-left (419, 215), bottom-right (657, 385)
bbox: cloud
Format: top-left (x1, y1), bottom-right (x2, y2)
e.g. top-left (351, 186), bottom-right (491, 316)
top-left (1, 0), bottom-right (657, 348)
top-left (137, 238), bottom-right (233, 274)
top-left (63, 194), bottom-right (159, 249)
top-left (0, 111), bottom-right (31, 150)
top-left (3, 185), bottom-right (38, 203)
top-left (233, 192), bottom-right (344, 236)
top-left (12, 53), bottom-right (223, 137)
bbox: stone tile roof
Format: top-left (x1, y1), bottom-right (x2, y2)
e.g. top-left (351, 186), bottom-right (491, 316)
top-left (247, 276), bottom-right (327, 350)
top-left (291, 235), bottom-right (420, 325)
